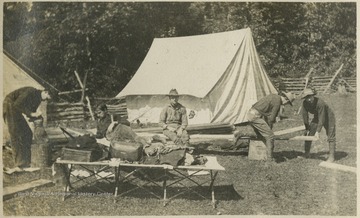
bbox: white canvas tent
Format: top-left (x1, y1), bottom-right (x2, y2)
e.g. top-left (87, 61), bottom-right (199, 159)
top-left (3, 53), bottom-right (45, 96)
top-left (117, 28), bottom-right (277, 125)
top-left (3, 52), bottom-right (46, 142)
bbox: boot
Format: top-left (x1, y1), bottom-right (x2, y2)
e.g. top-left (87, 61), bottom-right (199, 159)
top-left (303, 141), bottom-right (312, 158)
top-left (266, 139), bottom-right (275, 161)
top-left (327, 141), bottom-right (336, 162)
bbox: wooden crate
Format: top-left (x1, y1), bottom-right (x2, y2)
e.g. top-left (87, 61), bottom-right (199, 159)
top-left (62, 148), bottom-right (96, 162)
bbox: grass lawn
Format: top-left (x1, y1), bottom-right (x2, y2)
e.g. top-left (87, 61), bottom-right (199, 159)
top-left (2, 93), bottom-right (357, 216)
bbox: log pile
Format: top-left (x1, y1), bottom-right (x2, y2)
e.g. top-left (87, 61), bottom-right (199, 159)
top-left (45, 127), bottom-right (70, 145)
top-left (93, 97), bottom-right (129, 120)
top-left (106, 103), bottom-right (128, 118)
top-left (187, 122), bottom-right (234, 134)
top-left (47, 102), bottom-right (89, 123)
top-left (134, 122), bottom-right (234, 135)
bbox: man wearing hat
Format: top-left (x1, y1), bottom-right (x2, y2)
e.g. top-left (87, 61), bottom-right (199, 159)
top-left (300, 88), bottom-right (336, 162)
top-left (159, 89), bottom-right (190, 147)
top-left (247, 91), bottom-right (296, 161)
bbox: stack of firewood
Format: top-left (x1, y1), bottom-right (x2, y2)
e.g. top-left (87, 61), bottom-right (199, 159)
top-left (47, 102), bottom-right (89, 123)
top-left (134, 122), bottom-right (234, 135)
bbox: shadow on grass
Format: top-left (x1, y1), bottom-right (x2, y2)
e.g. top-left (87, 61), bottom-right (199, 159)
top-left (311, 151), bottom-right (348, 161)
top-left (275, 150), bottom-right (348, 163)
top-left (195, 148), bottom-right (248, 156)
top-left (193, 142), bottom-right (248, 156)
top-left (67, 182), bottom-right (242, 202)
top-left (116, 183), bottom-right (243, 201)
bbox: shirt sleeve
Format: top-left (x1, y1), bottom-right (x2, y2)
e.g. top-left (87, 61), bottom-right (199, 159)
top-left (159, 107), bottom-right (168, 129)
top-left (181, 107), bottom-right (188, 129)
top-left (96, 115), bottom-right (111, 139)
top-left (301, 103), bottom-right (310, 130)
top-left (95, 121), bottom-right (104, 138)
top-left (13, 91), bottom-right (34, 117)
top-left (268, 99), bottom-right (281, 127)
top-left (316, 103), bottom-right (326, 132)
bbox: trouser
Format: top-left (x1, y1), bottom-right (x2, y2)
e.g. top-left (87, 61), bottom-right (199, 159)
top-left (305, 121), bottom-right (336, 158)
top-left (163, 124), bottom-right (190, 146)
top-left (4, 110), bottom-right (33, 168)
top-left (247, 108), bottom-right (274, 159)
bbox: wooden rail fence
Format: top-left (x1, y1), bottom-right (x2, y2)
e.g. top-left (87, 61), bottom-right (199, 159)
top-left (280, 76), bottom-right (356, 94)
top-left (47, 102), bottom-right (89, 123)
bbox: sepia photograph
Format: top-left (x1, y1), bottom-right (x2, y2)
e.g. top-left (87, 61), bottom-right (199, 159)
top-left (1, 1), bottom-right (357, 216)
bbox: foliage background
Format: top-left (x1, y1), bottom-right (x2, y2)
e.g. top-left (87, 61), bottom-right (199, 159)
top-left (3, 2), bottom-right (356, 99)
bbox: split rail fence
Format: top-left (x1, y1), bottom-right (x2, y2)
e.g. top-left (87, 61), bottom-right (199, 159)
top-left (280, 76), bottom-right (356, 94)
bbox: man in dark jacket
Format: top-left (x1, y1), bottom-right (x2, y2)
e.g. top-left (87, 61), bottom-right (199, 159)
top-left (300, 88), bottom-right (336, 162)
top-left (3, 87), bottom-right (51, 171)
top-left (247, 91), bottom-right (295, 161)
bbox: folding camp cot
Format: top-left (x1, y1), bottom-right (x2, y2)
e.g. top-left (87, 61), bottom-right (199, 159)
top-left (55, 156), bottom-right (225, 208)
top-left (55, 159), bottom-right (121, 201)
top-left (116, 156), bottom-right (225, 208)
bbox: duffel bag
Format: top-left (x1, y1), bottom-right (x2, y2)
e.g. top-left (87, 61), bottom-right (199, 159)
top-left (159, 149), bottom-right (186, 166)
top-left (110, 140), bottom-right (143, 162)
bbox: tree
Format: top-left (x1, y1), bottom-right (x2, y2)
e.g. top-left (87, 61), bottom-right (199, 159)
top-left (3, 2), bottom-right (356, 99)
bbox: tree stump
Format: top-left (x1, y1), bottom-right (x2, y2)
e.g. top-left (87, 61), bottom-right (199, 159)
top-left (31, 118), bottom-right (50, 168)
top-left (248, 140), bottom-right (267, 160)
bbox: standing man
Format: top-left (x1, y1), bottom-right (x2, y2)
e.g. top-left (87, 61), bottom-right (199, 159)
top-left (3, 87), bottom-right (51, 172)
top-left (300, 88), bottom-right (336, 162)
top-left (159, 89), bottom-right (190, 147)
top-left (247, 91), bottom-right (295, 161)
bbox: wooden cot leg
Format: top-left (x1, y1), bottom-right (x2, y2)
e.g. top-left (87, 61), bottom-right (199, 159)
top-left (210, 171), bottom-right (218, 208)
top-left (114, 166), bottom-right (120, 203)
top-left (163, 169), bottom-right (168, 207)
top-left (62, 164), bottom-right (72, 201)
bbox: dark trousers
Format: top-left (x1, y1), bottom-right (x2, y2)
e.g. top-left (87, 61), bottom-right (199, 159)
top-left (4, 107), bottom-right (33, 168)
top-left (305, 120), bottom-right (336, 155)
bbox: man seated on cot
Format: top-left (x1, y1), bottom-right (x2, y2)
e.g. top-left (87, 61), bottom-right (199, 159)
top-left (94, 103), bottom-right (149, 147)
top-left (95, 104), bottom-right (112, 139)
top-left (159, 89), bottom-right (191, 148)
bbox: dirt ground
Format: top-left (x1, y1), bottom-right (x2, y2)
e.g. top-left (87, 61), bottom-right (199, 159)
top-left (2, 93), bottom-right (357, 216)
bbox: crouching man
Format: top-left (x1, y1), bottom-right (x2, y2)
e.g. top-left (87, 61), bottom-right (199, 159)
top-left (3, 87), bottom-right (51, 172)
top-left (247, 91), bottom-right (295, 161)
top-left (300, 88), bottom-right (336, 162)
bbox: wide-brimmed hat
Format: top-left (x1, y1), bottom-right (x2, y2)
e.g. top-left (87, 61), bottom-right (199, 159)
top-left (301, 88), bottom-right (316, 99)
top-left (283, 92), bottom-right (296, 106)
top-left (167, 89), bottom-right (179, 97)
